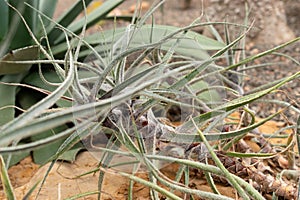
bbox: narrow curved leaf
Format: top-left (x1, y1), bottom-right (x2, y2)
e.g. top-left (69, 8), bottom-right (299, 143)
top-left (0, 156), bottom-right (15, 200)
top-left (162, 110), bottom-right (282, 143)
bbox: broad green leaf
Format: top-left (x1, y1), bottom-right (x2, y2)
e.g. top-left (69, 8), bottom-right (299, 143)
top-left (0, 45), bottom-right (39, 75)
top-left (2, 148), bottom-right (30, 168)
top-left (32, 125), bottom-right (68, 165)
top-left (0, 73), bottom-right (26, 125)
top-left (52, 25), bottom-right (225, 60)
top-left (23, 70), bottom-right (62, 89)
top-left (17, 88), bottom-right (44, 110)
top-left (85, 25), bottom-right (224, 59)
top-left (0, 0), bottom-right (8, 41)
top-left (35, 0), bottom-right (58, 32)
top-left (189, 80), bottom-right (221, 103)
top-left (8, 0), bottom-right (37, 50)
top-left (58, 142), bottom-right (84, 162)
top-left (38, 0), bottom-right (58, 18)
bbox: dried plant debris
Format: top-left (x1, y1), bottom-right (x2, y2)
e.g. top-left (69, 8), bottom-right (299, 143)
top-left (154, 116), bottom-right (299, 199)
top-left (247, 165), bottom-right (297, 199)
top-left (188, 148), bottom-right (298, 199)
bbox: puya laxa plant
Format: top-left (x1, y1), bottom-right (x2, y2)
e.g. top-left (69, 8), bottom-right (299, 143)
top-left (0, 0), bottom-right (300, 199)
top-left (0, 0), bottom-right (224, 198)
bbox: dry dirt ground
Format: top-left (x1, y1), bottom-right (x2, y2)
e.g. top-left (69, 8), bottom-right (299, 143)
top-left (1, 0), bottom-right (300, 199)
top-left (2, 118), bottom-right (297, 199)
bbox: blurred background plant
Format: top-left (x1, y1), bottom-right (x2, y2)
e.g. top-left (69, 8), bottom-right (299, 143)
top-left (0, 0), bottom-right (299, 199)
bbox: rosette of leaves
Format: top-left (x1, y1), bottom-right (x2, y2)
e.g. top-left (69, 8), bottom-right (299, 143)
top-left (0, 0), bottom-right (225, 167)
